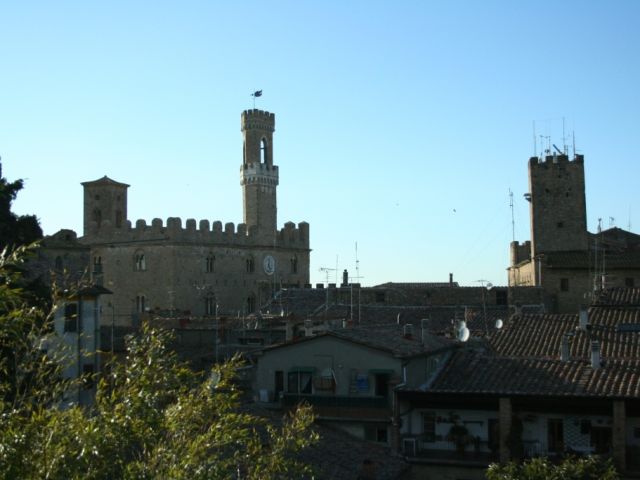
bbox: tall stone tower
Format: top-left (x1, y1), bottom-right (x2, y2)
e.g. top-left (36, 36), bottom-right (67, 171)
top-left (81, 176), bottom-right (129, 236)
top-left (240, 109), bottom-right (278, 241)
top-left (528, 153), bottom-right (588, 256)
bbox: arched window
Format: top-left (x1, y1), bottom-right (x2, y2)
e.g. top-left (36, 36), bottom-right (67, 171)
top-left (206, 254), bottom-right (215, 273)
top-left (246, 256), bottom-right (255, 274)
top-left (260, 138), bottom-right (268, 164)
top-left (134, 251), bottom-right (146, 271)
top-left (54, 256), bottom-right (63, 271)
top-left (290, 256), bottom-right (298, 274)
top-left (115, 209), bottom-right (122, 228)
top-left (205, 295), bottom-right (216, 316)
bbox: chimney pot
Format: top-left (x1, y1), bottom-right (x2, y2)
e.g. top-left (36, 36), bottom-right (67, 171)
top-left (591, 341), bottom-right (601, 369)
top-left (560, 334), bottom-right (571, 361)
top-left (579, 308), bottom-right (589, 331)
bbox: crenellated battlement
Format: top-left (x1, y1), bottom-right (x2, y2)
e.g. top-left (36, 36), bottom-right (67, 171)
top-left (240, 162), bottom-right (279, 186)
top-left (84, 217), bottom-right (309, 249)
top-left (529, 153), bottom-right (584, 167)
top-left (241, 109), bottom-right (275, 132)
top-left (510, 240), bottom-right (531, 266)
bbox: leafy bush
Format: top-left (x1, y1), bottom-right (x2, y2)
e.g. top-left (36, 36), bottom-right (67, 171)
top-left (0, 247), bottom-right (318, 479)
top-left (486, 455), bottom-right (619, 480)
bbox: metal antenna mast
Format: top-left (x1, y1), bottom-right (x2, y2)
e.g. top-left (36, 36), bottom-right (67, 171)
top-left (509, 189), bottom-right (515, 242)
top-left (348, 242), bottom-right (364, 325)
top-left (319, 266), bottom-right (336, 312)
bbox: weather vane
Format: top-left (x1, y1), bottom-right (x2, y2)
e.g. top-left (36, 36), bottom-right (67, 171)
top-left (250, 90), bottom-right (262, 109)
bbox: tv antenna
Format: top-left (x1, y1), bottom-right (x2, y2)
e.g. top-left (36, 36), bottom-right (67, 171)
top-left (319, 266), bottom-right (336, 312)
top-left (349, 242), bottom-right (364, 324)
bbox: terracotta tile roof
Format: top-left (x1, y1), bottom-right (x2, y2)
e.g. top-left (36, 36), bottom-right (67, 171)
top-left (261, 324), bottom-right (454, 358)
top-left (592, 287), bottom-right (640, 306)
top-left (421, 295), bottom-right (640, 398)
top-left (264, 288), bottom-right (327, 316)
top-left (331, 324), bottom-right (454, 357)
top-left (319, 304), bottom-right (528, 338)
top-left (427, 350), bottom-right (640, 398)
top-left (488, 308), bottom-right (640, 360)
top-left (80, 175), bottom-right (130, 187)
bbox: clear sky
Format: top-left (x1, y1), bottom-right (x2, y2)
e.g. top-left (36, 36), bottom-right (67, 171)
top-left (2, 1), bottom-right (639, 288)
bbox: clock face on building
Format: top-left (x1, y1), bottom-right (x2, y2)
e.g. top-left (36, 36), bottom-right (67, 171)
top-left (263, 255), bottom-right (276, 275)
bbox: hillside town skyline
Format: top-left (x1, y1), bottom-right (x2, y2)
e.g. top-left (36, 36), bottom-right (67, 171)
top-left (3, 2), bottom-right (639, 288)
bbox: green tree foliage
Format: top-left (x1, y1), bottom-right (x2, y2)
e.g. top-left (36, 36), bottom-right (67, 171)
top-left (0, 160), bottom-right (47, 305)
top-left (486, 456), bottom-right (619, 480)
top-left (0, 249), bottom-right (318, 479)
top-left (0, 160), bottom-right (42, 251)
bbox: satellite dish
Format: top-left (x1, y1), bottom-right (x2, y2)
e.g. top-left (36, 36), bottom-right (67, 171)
top-left (495, 319), bottom-right (504, 329)
top-left (458, 327), bottom-right (470, 342)
top-left (458, 320), bottom-right (467, 330)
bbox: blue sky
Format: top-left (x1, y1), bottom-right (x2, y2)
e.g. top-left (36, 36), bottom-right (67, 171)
top-left (2, 1), bottom-right (639, 287)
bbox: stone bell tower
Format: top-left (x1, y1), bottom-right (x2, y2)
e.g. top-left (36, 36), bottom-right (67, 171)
top-left (81, 176), bottom-right (129, 237)
top-left (240, 109), bottom-right (278, 241)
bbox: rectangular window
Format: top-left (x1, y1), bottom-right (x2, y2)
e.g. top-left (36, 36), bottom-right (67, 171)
top-left (64, 303), bottom-right (78, 332)
top-left (423, 412), bottom-right (436, 442)
top-left (560, 278), bottom-right (569, 292)
top-left (287, 371), bottom-right (312, 394)
top-left (136, 295), bottom-right (146, 313)
top-left (375, 291), bottom-right (386, 303)
top-left (548, 418), bottom-right (564, 453)
top-left (364, 425), bottom-right (388, 444)
top-left (626, 277), bottom-right (635, 288)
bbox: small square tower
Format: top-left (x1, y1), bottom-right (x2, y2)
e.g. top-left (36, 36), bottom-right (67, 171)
top-left (81, 176), bottom-right (129, 237)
